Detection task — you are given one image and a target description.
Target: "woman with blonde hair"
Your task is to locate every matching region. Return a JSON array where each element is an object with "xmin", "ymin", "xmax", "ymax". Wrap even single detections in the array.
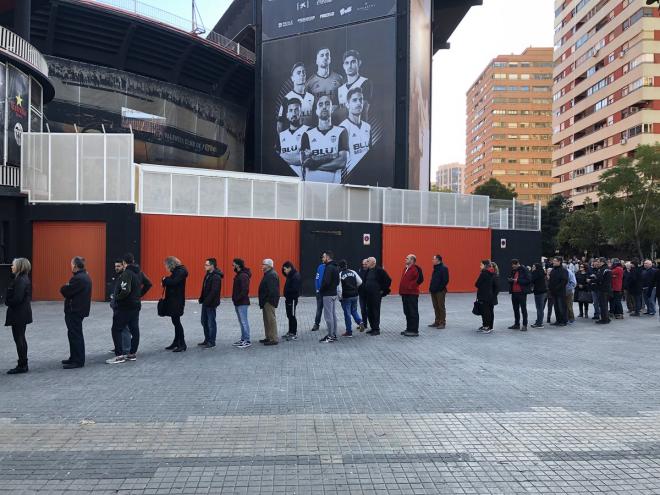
[
  {"xmin": 4, "ymin": 258, "xmax": 33, "ymax": 374},
  {"xmin": 161, "ymin": 256, "xmax": 189, "ymax": 352}
]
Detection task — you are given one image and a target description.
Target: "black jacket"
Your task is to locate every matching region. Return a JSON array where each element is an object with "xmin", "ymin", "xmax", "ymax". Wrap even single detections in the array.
[
  {"xmin": 547, "ymin": 266, "xmax": 568, "ymax": 296},
  {"xmin": 283, "ymin": 268, "xmax": 301, "ymax": 299},
  {"xmin": 60, "ymin": 270, "xmax": 92, "ymax": 316},
  {"xmin": 358, "ymin": 268, "xmax": 369, "ymax": 295},
  {"xmin": 429, "ymin": 263, "xmax": 449, "ymax": 293},
  {"xmin": 162, "ymin": 265, "xmax": 188, "ymax": 317},
  {"xmin": 363, "ymin": 267, "xmax": 392, "ymax": 297},
  {"xmin": 531, "ymin": 265, "xmax": 547, "ymax": 294},
  {"xmin": 508, "ymin": 266, "xmax": 532, "ymax": 294},
  {"xmin": 258, "ymin": 268, "xmax": 280, "ymax": 308},
  {"xmin": 339, "ymin": 269, "xmax": 360, "ymax": 299},
  {"xmin": 627, "ymin": 267, "xmax": 643, "ymax": 295},
  {"xmin": 115, "ymin": 265, "xmax": 144, "ymax": 310},
  {"xmin": 232, "ymin": 268, "xmax": 251, "ymax": 306},
  {"xmin": 4, "ymin": 273, "xmax": 32, "ymax": 327},
  {"xmin": 475, "ymin": 269, "xmax": 498, "ymax": 304},
  {"xmin": 319, "ymin": 260, "xmax": 340, "ymax": 297},
  {"xmin": 199, "ymin": 269, "xmax": 223, "ymax": 308},
  {"xmin": 595, "ymin": 266, "xmax": 613, "ymax": 294},
  {"xmin": 642, "ymin": 267, "xmax": 657, "ymax": 288}
]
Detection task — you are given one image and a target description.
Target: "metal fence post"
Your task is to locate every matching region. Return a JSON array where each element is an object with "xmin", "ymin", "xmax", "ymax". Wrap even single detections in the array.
[{"xmin": 512, "ymin": 198, "xmax": 516, "ymax": 230}]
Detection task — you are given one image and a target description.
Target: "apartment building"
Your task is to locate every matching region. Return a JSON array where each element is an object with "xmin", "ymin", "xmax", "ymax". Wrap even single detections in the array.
[
  {"xmin": 435, "ymin": 162, "xmax": 464, "ymax": 193},
  {"xmin": 465, "ymin": 47, "xmax": 555, "ymax": 203},
  {"xmin": 552, "ymin": 0, "xmax": 660, "ymax": 205}
]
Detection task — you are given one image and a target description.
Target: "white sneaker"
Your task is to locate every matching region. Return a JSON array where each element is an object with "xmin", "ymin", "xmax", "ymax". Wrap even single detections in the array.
[
  {"xmin": 232, "ymin": 340, "xmax": 244, "ymax": 347},
  {"xmin": 237, "ymin": 341, "xmax": 252, "ymax": 348},
  {"xmin": 106, "ymin": 355, "xmax": 126, "ymax": 364}
]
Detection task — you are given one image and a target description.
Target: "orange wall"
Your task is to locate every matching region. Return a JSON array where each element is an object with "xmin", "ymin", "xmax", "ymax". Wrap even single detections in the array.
[
  {"xmin": 382, "ymin": 226, "xmax": 491, "ymax": 293},
  {"xmin": 140, "ymin": 215, "xmax": 300, "ymax": 300},
  {"xmin": 32, "ymin": 222, "xmax": 106, "ymax": 301}
]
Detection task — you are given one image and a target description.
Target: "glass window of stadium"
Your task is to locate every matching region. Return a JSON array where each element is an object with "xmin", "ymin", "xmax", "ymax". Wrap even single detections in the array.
[{"xmin": 0, "ymin": 62, "xmax": 44, "ymax": 167}]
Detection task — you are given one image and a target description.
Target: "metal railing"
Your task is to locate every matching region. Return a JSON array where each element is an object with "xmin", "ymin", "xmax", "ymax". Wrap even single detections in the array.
[
  {"xmin": 21, "ymin": 132, "xmax": 135, "ymax": 203},
  {"xmin": 85, "ymin": 0, "xmax": 256, "ymax": 63},
  {"xmin": 0, "ymin": 165, "xmax": 20, "ymax": 187},
  {"xmin": 489, "ymin": 199, "xmax": 542, "ymax": 231},
  {"xmin": 0, "ymin": 26, "xmax": 49, "ymax": 77}
]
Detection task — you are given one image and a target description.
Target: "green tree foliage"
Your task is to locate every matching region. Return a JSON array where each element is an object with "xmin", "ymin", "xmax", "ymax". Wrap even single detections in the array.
[
  {"xmin": 556, "ymin": 198, "xmax": 606, "ymax": 256},
  {"xmin": 597, "ymin": 144, "xmax": 660, "ymax": 260},
  {"xmin": 473, "ymin": 178, "xmax": 518, "ymax": 200},
  {"xmin": 541, "ymin": 194, "xmax": 571, "ymax": 255}
]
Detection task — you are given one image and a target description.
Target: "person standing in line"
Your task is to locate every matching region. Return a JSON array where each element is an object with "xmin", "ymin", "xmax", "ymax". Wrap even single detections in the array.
[
  {"xmin": 231, "ymin": 258, "xmax": 252, "ymax": 349},
  {"xmin": 428, "ymin": 255, "xmax": 449, "ymax": 329},
  {"xmin": 319, "ymin": 251, "xmax": 340, "ymax": 343},
  {"xmin": 258, "ymin": 258, "xmax": 280, "ymax": 346},
  {"xmin": 545, "ymin": 267, "xmax": 554, "ymax": 324},
  {"xmin": 109, "ymin": 260, "xmax": 131, "ymax": 357},
  {"xmin": 642, "ymin": 259, "xmax": 657, "ymax": 316},
  {"xmin": 337, "ymin": 259, "xmax": 364, "ymax": 338},
  {"xmin": 530, "ymin": 262, "xmax": 547, "ymax": 328},
  {"xmin": 548, "ymin": 257, "xmax": 568, "ymax": 327},
  {"xmin": 507, "ymin": 259, "xmax": 532, "ymax": 331},
  {"xmin": 106, "ymin": 253, "xmax": 151, "ymax": 364},
  {"xmin": 589, "ymin": 259, "xmax": 602, "ymax": 320},
  {"xmin": 610, "ymin": 258, "xmax": 624, "ymax": 319},
  {"xmin": 358, "ymin": 258, "xmax": 369, "ymax": 330},
  {"xmin": 364, "ymin": 257, "xmax": 391, "ymax": 336},
  {"xmin": 4, "ymin": 258, "xmax": 32, "ymax": 374},
  {"xmin": 595, "ymin": 257, "xmax": 613, "ymax": 324},
  {"xmin": 565, "ymin": 264, "xmax": 577, "ymax": 324},
  {"xmin": 198, "ymin": 258, "xmax": 223, "ymax": 349},
  {"xmin": 623, "ymin": 262, "xmax": 635, "ymax": 314},
  {"xmin": 162, "ymin": 256, "xmax": 188, "ymax": 352},
  {"xmin": 282, "ymin": 261, "xmax": 301, "ymax": 341},
  {"xmin": 475, "ymin": 260, "xmax": 497, "ymax": 334},
  {"xmin": 399, "ymin": 254, "xmax": 422, "ymax": 337},
  {"xmin": 310, "ymin": 255, "xmax": 326, "ymax": 332},
  {"xmin": 60, "ymin": 256, "xmax": 92, "ymax": 369},
  {"xmin": 628, "ymin": 259, "xmax": 643, "ymax": 317},
  {"xmin": 575, "ymin": 263, "xmax": 592, "ymax": 318}
]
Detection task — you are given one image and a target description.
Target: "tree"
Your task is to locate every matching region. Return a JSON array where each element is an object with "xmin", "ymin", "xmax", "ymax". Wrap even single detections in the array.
[
  {"xmin": 473, "ymin": 178, "xmax": 518, "ymax": 200},
  {"xmin": 556, "ymin": 198, "xmax": 606, "ymax": 256},
  {"xmin": 541, "ymin": 194, "xmax": 571, "ymax": 256},
  {"xmin": 597, "ymin": 144, "xmax": 660, "ymax": 260},
  {"xmin": 430, "ymin": 184, "xmax": 453, "ymax": 193}
]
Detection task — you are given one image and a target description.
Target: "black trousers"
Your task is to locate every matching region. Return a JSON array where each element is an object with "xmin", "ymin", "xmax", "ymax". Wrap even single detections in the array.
[
  {"xmin": 365, "ymin": 290, "xmax": 382, "ymax": 331},
  {"xmin": 553, "ymin": 293, "xmax": 567, "ymax": 324},
  {"xmin": 11, "ymin": 324, "xmax": 28, "ymax": 368},
  {"xmin": 480, "ymin": 302, "xmax": 495, "ymax": 329},
  {"xmin": 285, "ymin": 297, "xmax": 298, "ymax": 335},
  {"xmin": 401, "ymin": 294, "xmax": 419, "ymax": 333},
  {"xmin": 598, "ymin": 292, "xmax": 610, "ymax": 322},
  {"xmin": 511, "ymin": 293, "xmax": 528, "ymax": 326},
  {"xmin": 171, "ymin": 316, "xmax": 186, "ymax": 347},
  {"xmin": 359, "ymin": 293, "xmax": 368, "ymax": 328},
  {"xmin": 65, "ymin": 312, "xmax": 86, "ymax": 365},
  {"xmin": 578, "ymin": 302, "xmax": 589, "ymax": 317},
  {"xmin": 112, "ymin": 308, "xmax": 140, "ymax": 355}
]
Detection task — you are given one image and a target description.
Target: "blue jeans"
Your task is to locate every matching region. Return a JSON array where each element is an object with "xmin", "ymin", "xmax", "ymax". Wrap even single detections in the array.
[
  {"xmin": 592, "ymin": 291, "xmax": 600, "ymax": 317},
  {"xmin": 644, "ymin": 287, "xmax": 656, "ymax": 314},
  {"xmin": 201, "ymin": 306, "xmax": 217, "ymax": 345},
  {"xmin": 533, "ymin": 293, "xmax": 547, "ymax": 325},
  {"xmin": 234, "ymin": 305, "xmax": 250, "ymax": 342},
  {"xmin": 340, "ymin": 297, "xmax": 362, "ymax": 334}
]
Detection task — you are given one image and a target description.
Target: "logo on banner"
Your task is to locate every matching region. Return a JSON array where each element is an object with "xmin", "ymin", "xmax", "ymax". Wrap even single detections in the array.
[
  {"xmin": 340, "ymin": 6, "xmax": 352, "ymax": 15},
  {"xmin": 297, "ymin": 0, "xmax": 309, "ymax": 10}
]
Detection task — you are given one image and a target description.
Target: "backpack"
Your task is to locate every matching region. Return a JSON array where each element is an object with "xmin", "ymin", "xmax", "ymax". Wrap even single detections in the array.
[{"xmin": 416, "ymin": 266, "xmax": 424, "ymax": 285}]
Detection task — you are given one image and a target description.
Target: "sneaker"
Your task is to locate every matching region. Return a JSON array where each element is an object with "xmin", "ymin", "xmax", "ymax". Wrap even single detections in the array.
[
  {"xmin": 508, "ymin": 325, "xmax": 520, "ymax": 330},
  {"xmin": 310, "ymin": 324, "xmax": 320, "ymax": 331},
  {"xmin": 402, "ymin": 331, "xmax": 419, "ymax": 337},
  {"xmin": 520, "ymin": 326, "xmax": 528, "ymax": 332},
  {"xmin": 197, "ymin": 341, "xmax": 208, "ymax": 347},
  {"xmin": 531, "ymin": 323, "xmax": 544, "ymax": 328},
  {"xmin": 341, "ymin": 332, "xmax": 353, "ymax": 338},
  {"xmin": 482, "ymin": 327, "xmax": 493, "ymax": 334},
  {"xmin": 366, "ymin": 329, "xmax": 380, "ymax": 335},
  {"xmin": 203, "ymin": 343, "xmax": 216, "ymax": 348},
  {"xmin": 232, "ymin": 340, "xmax": 244, "ymax": 347},
  {"xmin": 357, "ymin": 323, "xmax": 365, "ymax": 332},
  {"xmin": 237, "ymin": 341, "xmax": 252, "ymax": 348},
  {"xmin": 126, "ymin": 353, "xmax": 137, "ymax": 361},
  {"xmin": 319, "ymin": 335, "xmax": 332, "ymax": 343},
  {"xmin": 285, "ymin": 334, "xmax": 298, "ymax": 341},
  {"xmin": 476, "ymin": 327, "xmax": 485, "ymax": 332},
  {"xmin": 106, "ymin": 355, "xmax": 126, "ymax": 364}
]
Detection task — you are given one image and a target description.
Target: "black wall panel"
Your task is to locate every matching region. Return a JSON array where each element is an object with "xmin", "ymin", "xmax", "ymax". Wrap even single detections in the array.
[
  {"xmin": 300, "ymin": 221, "xmax": 382, "ymax": 296},
  {"xmin": 491, "ymin": 229, "xmax": 542, "ymax": 291}
]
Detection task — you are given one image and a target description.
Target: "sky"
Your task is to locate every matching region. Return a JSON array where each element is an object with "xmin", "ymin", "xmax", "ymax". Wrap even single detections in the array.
[{"xmin": 140, "ymin": 0, "xmax": 555, "ymax": 178}]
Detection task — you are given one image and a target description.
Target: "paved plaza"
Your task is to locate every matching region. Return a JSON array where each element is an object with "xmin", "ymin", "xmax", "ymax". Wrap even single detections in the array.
[{"xmin": 1, "ymin": 294, "xmax": 660, "ymax": 494}]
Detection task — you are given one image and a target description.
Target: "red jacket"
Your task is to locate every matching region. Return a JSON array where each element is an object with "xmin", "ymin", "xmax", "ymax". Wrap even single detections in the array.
[
  {"xmin": 399, "ymin": 264, "xmax": 421, "ymax": 295},
  {"xmin": 611, "ymin": 265, "xmax": 623, "ymax": 292}
]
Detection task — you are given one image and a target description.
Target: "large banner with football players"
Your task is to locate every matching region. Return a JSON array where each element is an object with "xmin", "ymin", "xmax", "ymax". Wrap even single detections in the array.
[{"xmin": 261, "ymin": 17, "xmax": 396, "ymax": 187}]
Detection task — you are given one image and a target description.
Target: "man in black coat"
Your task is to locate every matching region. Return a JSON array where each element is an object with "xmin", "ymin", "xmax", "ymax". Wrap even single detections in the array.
[
  {"xmin": 548, "ymin": 256, "xmax": 568, "ymax": 326},
  {"xmin": 258, "ymin": 258, "xmax": 280, "ymax": 345},
  {"xmin": 358, "ymin": 259, "xmax": 369, "ymax": 330},
  {"xmin": 198, "ymin": 258, "xmax": 223, "ymax": 348},
  {"xmin": 319, "ymin": 251, "xmax": 340, "ymax": 343},
  {"xmin": 594, "ymin": 257, "xmax": 613, "ymax": 324},
  {"xmin": 428, "ymin": 254, "xmax": 449, "ymax": 329},
  {"xmin": 508, "ymin": 259, "xmax": 532, "ymax": 331},
  {"xmin": 60, "ymin": 256, "xmax": 93, "ymax": 369},
  {"xmin": 628, "ymin": 259, "xmax": 643, "ymax": 316},
  {"xmin": 363, "ymin": 257, "xmax": 391, "ymax": 336},
  {"xmin": 107, "ymin": 253, "xmax": 152, "ymax": 364}
]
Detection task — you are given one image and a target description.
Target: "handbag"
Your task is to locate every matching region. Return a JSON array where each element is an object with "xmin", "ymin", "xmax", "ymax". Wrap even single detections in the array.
[
  {"xmin": 157, "ymin": 288, "xmax": 167, "ymax": 317},
  {"xmin": 472, "ymin": 300, "xmax": 482, "ymax": 316}
]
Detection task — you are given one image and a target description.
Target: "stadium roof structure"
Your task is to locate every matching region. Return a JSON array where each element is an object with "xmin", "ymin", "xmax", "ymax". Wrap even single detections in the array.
[
  {"xmin": 211, "ymin": 0, "xmax": 482, "ymax": 55},
  {"xmin": 0, "ymin": 0, "xmax": 254, "ymax": 102}
]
